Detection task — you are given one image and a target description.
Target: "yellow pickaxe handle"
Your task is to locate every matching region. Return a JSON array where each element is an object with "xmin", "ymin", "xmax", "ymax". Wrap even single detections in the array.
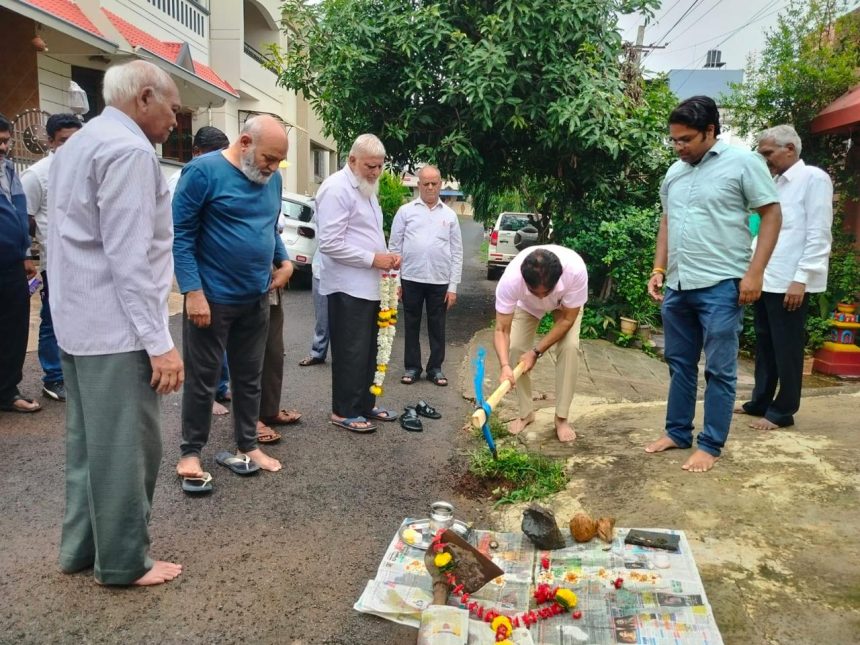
[{"xmin": 471, "ymin": 361, "xmax": 526, "ymax": 429}]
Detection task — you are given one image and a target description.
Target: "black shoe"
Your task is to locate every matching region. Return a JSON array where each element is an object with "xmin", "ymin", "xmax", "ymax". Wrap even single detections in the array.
[
  {"xmin": 415, "ymin": 400, "xmax": 441, "ymax": 419},
  {"xmin": 42, "ymin": 381, "xmax": 66, "ymax": 402},
  {"xmin": 400, "ymin": 406, "xmax": 423, "ymax": 432}
]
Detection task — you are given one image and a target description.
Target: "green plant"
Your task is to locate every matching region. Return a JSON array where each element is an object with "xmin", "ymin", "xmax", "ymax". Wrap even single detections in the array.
[
  {"xmin": 615, "ymin": 332, "xmax": 635, "ymax": 348},
  {"xmin": 805, "ymin": 313, "xmax": 833, "ymax": 353},
  {"xmin": 828, "ymin": 245, "xmax": 860, "ymax": 305},
  {"xmin": 537, "ymin": 313, "xmax": 554, "ymax": 336},
  {"xmin": 580, "ymin": 306, "xmax": 616, "ymax": 340},
  {"xmin": 377, "ymin": 170, "xmax": 410, "ymax": 236},
  {"xmin": 471, "ymin": 414, "xmax": 509, "ymax": 442},
  {"xmin": 468, "ymin": 447, "xmax": 567, "ymax": 506}
]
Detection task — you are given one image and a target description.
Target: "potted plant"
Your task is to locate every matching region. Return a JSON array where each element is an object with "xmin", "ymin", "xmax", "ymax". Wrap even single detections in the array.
[{"xmin": 829, "ymin": 248, "xmax": 859, "ymax": 313}]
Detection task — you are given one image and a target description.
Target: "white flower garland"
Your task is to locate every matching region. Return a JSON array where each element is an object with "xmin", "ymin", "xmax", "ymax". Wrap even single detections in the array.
[{"xmin": 370, "ymin": 272, "xmax": 398, "ymax": 397}]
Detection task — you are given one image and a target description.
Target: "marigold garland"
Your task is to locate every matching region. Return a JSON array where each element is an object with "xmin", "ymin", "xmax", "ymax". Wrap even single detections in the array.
[{"xmin": 370, "ymin": 273, "xmax": 398, "ymax": 397}]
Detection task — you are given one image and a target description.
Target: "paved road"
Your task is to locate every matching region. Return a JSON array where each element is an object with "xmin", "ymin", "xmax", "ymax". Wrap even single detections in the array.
[{"xmin": 0, "ymin": 216, "xmax": 497, "ymax": 644}]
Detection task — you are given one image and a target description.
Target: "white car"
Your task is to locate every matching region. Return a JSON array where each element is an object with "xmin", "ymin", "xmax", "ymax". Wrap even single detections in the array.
[
  {"xmin": 278, "ymin": 191, "xmax": 316, "ymax": 286},
  {"xmin": 486, "ymin": 212, "xmax": 541, "ymax": 279}
]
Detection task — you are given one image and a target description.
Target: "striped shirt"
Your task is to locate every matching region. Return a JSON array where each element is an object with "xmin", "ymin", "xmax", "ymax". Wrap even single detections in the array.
[{"xmin": 47, "ymin": 107, "xmax": 175, "ymax": 357}]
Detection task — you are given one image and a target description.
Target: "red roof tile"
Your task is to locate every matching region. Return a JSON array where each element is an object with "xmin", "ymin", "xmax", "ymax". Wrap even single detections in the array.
[
  {"xmin": 22, "ymin": 0, "xmax": 105, "ymax": 38},
  {"xmin": 103, "ymin": 9, "xmax": 239, "ymax": 98}
]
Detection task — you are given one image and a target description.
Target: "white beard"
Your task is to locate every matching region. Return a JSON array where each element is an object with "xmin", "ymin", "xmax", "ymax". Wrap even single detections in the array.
[
  {"xmin": 356, "ymin": 176, "xmax": 379, "ymax": 199},
  {"xmin": 241, "ymin": 146, "xmax": 271, "ymax": 185}
]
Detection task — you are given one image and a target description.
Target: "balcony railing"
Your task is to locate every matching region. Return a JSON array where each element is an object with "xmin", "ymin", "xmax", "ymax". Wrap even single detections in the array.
[
  {"xmin": 244, "ymin": 43, "xmax": 278, "ymax": 75},
  {"xmin": 146, "ymin": 0, "xmax": 209, "ymax": 37}
]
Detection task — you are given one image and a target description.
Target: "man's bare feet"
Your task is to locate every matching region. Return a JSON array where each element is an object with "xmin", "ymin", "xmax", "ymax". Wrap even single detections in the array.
[
  {"xmin": 555, "ymin": 416, "xmax": 576, "ymax": 442},
  {"xmin": 132, "ymin": 560, "xmax": 183, "ymax": 586},
  {"xmin": 242, "ymin": 447, "xmax": 282, "ymax": 472},
  {"xmin": 681, "ymin": 449, "xmax": 718, "ymax": 473},
  {"xmin": 212, "ymin": 401, "xmax": 230, "ymax": 416},
  {"xmin": 176, "ymin": 455, "xmax": 204, "ymax": 478},
  {"xmin": 749, "ymin": 417, "xmax": 781, "ymax": 430},
  {"xmin": 644, "ymin": 436, "xmax": 682, "ymax": 453},
  {"xmin": 508, "ymin": 412, "xmax": 535, "ymax": 435}
]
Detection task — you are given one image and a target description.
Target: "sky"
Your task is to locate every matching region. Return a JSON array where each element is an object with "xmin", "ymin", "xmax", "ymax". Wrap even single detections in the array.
[{"xmin": 616, "ymin": 0, "xmax": 860, "ymax": 75}]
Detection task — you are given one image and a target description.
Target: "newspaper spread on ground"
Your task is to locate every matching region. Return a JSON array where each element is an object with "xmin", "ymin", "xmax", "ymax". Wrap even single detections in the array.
[{"xmin": 354, "ymin": 519, "xmax": 723, "ymax": 644}]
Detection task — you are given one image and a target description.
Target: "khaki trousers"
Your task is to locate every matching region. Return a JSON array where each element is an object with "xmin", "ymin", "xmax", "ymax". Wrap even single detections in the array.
[{"xmin": 509, "ymin": 307, "xmax": 582, "ymax": 419}]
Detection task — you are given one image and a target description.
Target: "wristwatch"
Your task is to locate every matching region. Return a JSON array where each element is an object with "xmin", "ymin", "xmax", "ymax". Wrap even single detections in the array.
[{"xmin": 532, "ymin": 346, "xmax": 543, "ymax": 359}]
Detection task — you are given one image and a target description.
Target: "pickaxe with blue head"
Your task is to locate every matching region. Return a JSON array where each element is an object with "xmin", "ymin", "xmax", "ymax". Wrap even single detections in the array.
[{"xmin": 472, "ymin": 347, "xmax": 526, "ymax": 460}]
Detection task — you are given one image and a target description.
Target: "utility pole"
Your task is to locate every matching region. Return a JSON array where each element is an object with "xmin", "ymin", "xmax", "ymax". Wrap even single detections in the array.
[{"xmin": 627, "ymin": 23, "xmax": 666, "ymax": 67}]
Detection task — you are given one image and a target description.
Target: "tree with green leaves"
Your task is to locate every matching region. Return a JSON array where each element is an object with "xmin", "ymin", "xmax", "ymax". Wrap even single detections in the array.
[
  {"xmin": 271, "ymin": 0, "xmax": 667, "ymax": 236},
  {"xmin": 724, "ymin": 0, "xmax": 860, "ymax": 181}
]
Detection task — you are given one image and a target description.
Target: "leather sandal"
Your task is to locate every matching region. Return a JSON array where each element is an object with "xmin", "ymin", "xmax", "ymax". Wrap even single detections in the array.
[
  {"xmin": 415, "ymin": 400, "xmax": 441, "ymax": 419},
  {"xmin": 400, "ymin": 406, "xmax": 423, "ymax": 432}
]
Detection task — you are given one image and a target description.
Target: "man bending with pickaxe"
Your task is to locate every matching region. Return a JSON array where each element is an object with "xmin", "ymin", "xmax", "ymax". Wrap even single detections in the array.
[{"xmin": 493, "ymin": 246, "xmax": 588, "ymax": 442}]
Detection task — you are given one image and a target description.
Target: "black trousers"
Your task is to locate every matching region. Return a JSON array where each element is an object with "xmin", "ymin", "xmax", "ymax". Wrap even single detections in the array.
[
  {"xmin": 328, "ymin": 292, "xmax": 378, "ymax": 418},
  {"xmin": 260, "ymin": 295, "xmax": 284, "ymax": 419},
  {"xmin": 0, "ymin": 263, "xmax": 29, "ymax": 403},
  {"xmin": 402, "ymin": 279, "xmax": 448, "ymax": 375},
  {"xmin": 181, "ymin": 295, "xmax": 269, "ymax": 456},
  {"xmin": 742, "ymin": 291, "xmax": 810, "ymax": 427}
]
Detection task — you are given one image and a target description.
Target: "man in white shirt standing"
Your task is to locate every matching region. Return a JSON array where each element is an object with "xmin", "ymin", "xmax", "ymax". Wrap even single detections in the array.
[
  {"xmin": 21, "ymin": 113, "xmax": 82, "ymax": 403},
  {"xmin": 389, "ymin": 165, "xmax": 463, "ymax": 387},
  {"xmin": 493, "ymin": 245, "xmax": 587, "ymax": 442},
  {"xmin": 736, "ymin": 125, "xmax": 833, "ymax": 430},
  {"xmin": 317, "ymin": 134, "xmax": 401, "ymax": 433},
  {"xmin": 49, "ymin": 61, "xmax": 184, "ymax": 586}
]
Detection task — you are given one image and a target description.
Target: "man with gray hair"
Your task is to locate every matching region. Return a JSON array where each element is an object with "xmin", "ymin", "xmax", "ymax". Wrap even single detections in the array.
[
  {"xmin": 173, "ymin": 114, "xmax": 291, "ymax": 483},
  {"xmin": 49, "ymin": 60, "xmax": 184, "ymax": 586},
  {"xmin": 317, "ymin": 134, "xmax": 401, "ymax": 433},
  {"xmin": 735, "ymin": 125, "xmax": 833, "ymax": 430}
]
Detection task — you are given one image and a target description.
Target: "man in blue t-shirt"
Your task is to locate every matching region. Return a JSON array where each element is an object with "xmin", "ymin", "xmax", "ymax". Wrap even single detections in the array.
[{"xmin": 173, "ymin": 114, "xmax": 292, "ymax": 484}]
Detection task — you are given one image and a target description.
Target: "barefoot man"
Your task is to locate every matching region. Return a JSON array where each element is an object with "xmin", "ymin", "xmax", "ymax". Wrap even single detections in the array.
[
  {"xmin": 645, "ymin": 96, "xmax": 781, "ymax": 472},
  {"xmin": 173, "ymin": 115, "xmax": 292, "ymax": 481},
  {"xmin": 49, "ymin": 61, "xmax": 184, "ymax": 585},
  {"xmin": 494, "ymin": 245, "xmax": 587, "ymax": 442}
]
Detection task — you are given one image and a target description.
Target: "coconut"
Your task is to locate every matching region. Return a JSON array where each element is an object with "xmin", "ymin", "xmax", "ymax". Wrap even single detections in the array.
[{"xmin": 569, "ymin": 513, "xmax": 597, "ymax": 543}]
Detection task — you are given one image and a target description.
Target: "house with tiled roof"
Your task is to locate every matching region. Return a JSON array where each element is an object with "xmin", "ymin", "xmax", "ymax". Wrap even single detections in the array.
[{"xmin": 0, "ymin": 0, "xmax": 337, "ymax": 195}]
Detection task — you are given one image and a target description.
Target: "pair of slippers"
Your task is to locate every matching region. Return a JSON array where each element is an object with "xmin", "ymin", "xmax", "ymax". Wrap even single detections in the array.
[
  {"xmin": 181, "ymin": 452, "xmax": 260, "ymax": 494},
  {"xmin": 400, "ymin": 400, "xmax": 441, "ymax": 432},
  {"xmin": 331, "ymin": 407, "xmax": 399, "ymax": 434},
  {"xmin": 401, "ymin": 371, "xmax": 449, "ymax": 386}
]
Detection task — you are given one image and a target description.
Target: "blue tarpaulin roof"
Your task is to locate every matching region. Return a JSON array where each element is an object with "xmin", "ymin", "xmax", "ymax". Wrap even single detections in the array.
[{"xmin": 441, "ymin": 189, "xmax": 464, "ymax": 197}]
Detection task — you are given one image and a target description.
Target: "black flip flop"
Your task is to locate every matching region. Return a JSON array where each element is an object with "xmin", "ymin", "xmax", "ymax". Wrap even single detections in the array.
[
  {"xmin": 331, "ymin": 416, "xmax": 377, "ymax": 433},
  {"xmin": 0, "ymin": 395, "xmax": 42, "ymax": 413},
  {"xmin": 181, "ymin": 472, "xmax": 213, "ymax": 494},
  {"xmin": 215, "ymin": 451, "xmax": 260, "ymax": 476},
  {"xmin": 415, "ymin": 400, "xmax": 441, "ymax": 419},
  {"xmin": 400, "ymin": 407, "xmax": 423, "ymax": 432},
  {"xmin": 299, "ymin": 356, "xmax": 325, "ymax": 366},
  {"xmin": 367, "ymin": 407, "xmax": 399, "ymax": 422}
]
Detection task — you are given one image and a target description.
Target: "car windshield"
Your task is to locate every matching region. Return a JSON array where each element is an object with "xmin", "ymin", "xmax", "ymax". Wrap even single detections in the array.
[
  {"xmin": 499, "ymin": 215, "xmax": 530, "ymax": 232},
  {"xmin": 282, "ymin": 199, "xmax": 314, "ymax": 223}
]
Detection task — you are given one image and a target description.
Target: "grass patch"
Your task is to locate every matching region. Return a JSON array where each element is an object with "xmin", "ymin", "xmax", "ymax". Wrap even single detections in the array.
[
  {"xmin": 470, "ymin": 413, "xmax": 510, "ymax": 441},
  {"xmin": 467, "ymin": 446, "xmax": 567, "ymax": 506},
  {"xmin": 478, "ymin": 238, "xmax": 489, "ymax": 263}
]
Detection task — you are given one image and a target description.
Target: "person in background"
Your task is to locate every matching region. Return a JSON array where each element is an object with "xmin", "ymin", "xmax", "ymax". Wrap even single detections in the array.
[
  {"xmin": 0, "ymin": 113, "xmax": 41, "ymax": 414},
  {"xmin": 21, "ymin": 113, "xmax": 82, "ymax": 403},
  {"xmin": 298, "ymin": 238, "xmax": 329, "ymax": 367},
  {"xmin": 735, "ymin": 124, "xmax": 833, "ymax": 430},
  {"xmin": 389, "ymin": 164, "xmax": 463, "ymax": 387}
]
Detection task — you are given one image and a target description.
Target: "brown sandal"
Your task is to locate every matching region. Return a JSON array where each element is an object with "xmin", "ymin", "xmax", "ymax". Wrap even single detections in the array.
[
  {"xmin": 256, "ymin": 422, "xmax": 282, "ymax": 444},
  {"xmin": 260, "ymin": 409, "xmax": 302, "ymax": 426}
]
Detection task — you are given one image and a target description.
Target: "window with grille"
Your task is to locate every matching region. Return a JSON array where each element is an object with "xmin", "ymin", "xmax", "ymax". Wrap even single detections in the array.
[{"xmin": 162, "ymin": 111, "xmax": 193, "ymax": 162}]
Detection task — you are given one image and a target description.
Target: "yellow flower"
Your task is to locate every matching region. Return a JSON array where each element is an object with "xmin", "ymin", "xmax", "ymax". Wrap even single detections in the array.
[
  {"xmin": 378, "ymin": 310, "xmax": 392, "ymax": 321},
  {"xmin": 434, "ymin": 551, "xmax": 454, "ymax": 572},
  {"xmin": 377, "ymin": 365, "xmax": 387, "ymax": 372},
  {"xmin": 555, "ymin": 588, "xmax": 577, "ymax": 610},
  {"xmin": 369, "ymin": 384, "xmax": 383, "ymax": 396},
  {"xmin": 491, "ymin": 615, "xmax": 512, "ymax": 634},
  {"xmin": 377, "ymin": 321, "xmax": 389, "ymax": 328},
  {"xmin": 497, "ymin": 641, "xmax": 514, "ymax": 645}
]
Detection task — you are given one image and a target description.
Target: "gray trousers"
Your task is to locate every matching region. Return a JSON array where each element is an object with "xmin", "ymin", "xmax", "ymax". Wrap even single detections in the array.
[
  {"xmin": 181, "ymin": 295, "xmax": 269, "ymax": 456},
  {"xmin": 260, "ymin": 296, "xmax": 284, "ymax": 419},
  {"xmin": 310, "ymin": 276, "xmax": 330, "ymax": 360},
  {"xmin": 59, "ymin": 350, "xmax": 160, "ymax": 585}
]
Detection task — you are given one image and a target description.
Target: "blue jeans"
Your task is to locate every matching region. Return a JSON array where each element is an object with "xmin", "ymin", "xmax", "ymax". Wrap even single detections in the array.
[
  {"xmin": 217, "ymin": 353, "xmax": 230, "ymax": 397},
  {"xmin": 662, "ymin": 279, "xmax": 743, "ymax": 457},
  {"xmin": 39, "ymin": 271, "xmax": 63, "ymax": 384}
]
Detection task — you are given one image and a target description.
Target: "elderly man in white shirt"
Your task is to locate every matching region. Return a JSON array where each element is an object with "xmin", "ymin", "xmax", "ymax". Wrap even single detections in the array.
[
  {"xmin": 21, "ymin": 113, "xmax": 81, "ymax": 403},
  {"xmin": 389, "ymin": 165, "xmax": 463, "ymax": 387},
  {"xmin": 317, "ymin": 134, "xmax": 401, "ymax": 433},
  {"xmin": 736, "ymin": 125, "xmax": 833, "ymax": 430},
  {"xmin": 49, "ymin": 61, "xmax": 184, "ymax": 587}
]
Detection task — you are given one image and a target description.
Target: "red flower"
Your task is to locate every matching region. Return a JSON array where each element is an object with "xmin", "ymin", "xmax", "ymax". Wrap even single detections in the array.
[
  {"xmin": 573, "ymin": 610, "xmax": 583, "ymax": 620},
  {"xmin": 541, "ymin": 555, "xmax": 550, "ymax": 570}
]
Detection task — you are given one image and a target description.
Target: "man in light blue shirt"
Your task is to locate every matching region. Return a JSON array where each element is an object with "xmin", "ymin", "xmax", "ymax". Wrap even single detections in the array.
[{"xmin": 645, "ymin": 96, "xmax": 781, "ymax": 473}]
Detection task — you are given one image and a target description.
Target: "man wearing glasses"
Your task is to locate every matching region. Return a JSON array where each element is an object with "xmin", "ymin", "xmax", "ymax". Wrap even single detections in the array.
[{"xmin": 645, "ymin": 95, "xmax": 781, "ymax": 473}]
